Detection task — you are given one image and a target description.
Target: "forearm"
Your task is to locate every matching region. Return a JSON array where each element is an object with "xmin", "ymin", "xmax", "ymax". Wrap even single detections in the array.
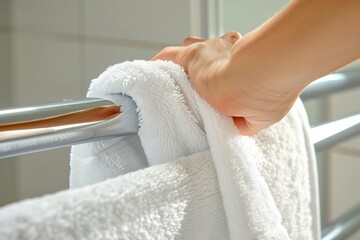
[{"xmin": 224, "ymin": 0, "xmax": 360, "ymax": 98}]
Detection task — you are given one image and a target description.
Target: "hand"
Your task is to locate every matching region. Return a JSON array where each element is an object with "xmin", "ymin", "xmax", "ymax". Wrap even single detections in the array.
[
  {"xmin": 152, "ymin": 32, "xmax": 300, "ymax": 136},
  {"xmin": 152, "ymin": 32, "xmax": 246, "ymax": 123}
]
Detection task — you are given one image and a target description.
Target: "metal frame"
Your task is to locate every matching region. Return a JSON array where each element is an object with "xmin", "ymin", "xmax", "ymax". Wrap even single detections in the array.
[
  {"xmin": 322, "ymin": 204, "xmax": 360, "ymax": 240},
  {"xmin": 0, "ymin": 98, "xmax": 116, "ymax": 125},
  {"xmin": 311, "ymin": 114, "xmax": 360, "ymax": 151},
  {"xmin": 0, "ymin": 97, "xmax": 139, "ymax": 159},
  {"xmin": 301, "ymin": 69, "xmax": 360, "ymax": 100},
  {"xmin": 302, "ymin": 70, "xmax": 360, "ymax": 240}
]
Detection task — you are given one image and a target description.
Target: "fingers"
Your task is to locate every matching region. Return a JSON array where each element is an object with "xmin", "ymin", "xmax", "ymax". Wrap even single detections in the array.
[
  {"xmin": 183, "ymin": 36, "xmax": 207, "ymax": 46},
  {"xmin": 151, "ymin": 46, "xmax": 182, "ymax": 62},
  {"xmin": 183, "ymin": 32, "xmax": 241, "ymax": 46},
  {"xmin": 153, "ymin": 32, "xmax": 241, "ymax": 61},
  {"xmin": 233, "ymin": 117, "xmax": 264, "ymax": 136},
  {"xmin": 233, "ymin": 117, "xmax": 254, "ymax": 136},
  {"xmin": 221, "ymin": 31, "xmax": 242, "ymax": 44}
]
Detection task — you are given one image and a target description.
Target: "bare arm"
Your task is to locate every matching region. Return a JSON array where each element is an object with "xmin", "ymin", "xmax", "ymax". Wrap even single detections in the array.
[{"xmin": 153, "ymin": 0, "xmax": 360, "ymax": 135}]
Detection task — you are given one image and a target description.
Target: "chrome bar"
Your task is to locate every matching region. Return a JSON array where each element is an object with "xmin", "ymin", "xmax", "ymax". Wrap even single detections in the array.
[
  {"xmin": 1, "ymin": 102, "xmax": 359, "ymax": 158},
  {"xmin": 0, "ymin": 98, "xmax": 115, "ymax": 125},
  {"xmin": 311, "ymin": 114, "xmax": 360, "ymax": 151},
  {"xmin": 0, "ymin": 97, "xmax": 139, "ymax": 159},
  {"xmin": 301, "ymin": 70, "xmax": 360, "ymax": 100},
  {"xmin": 322, "ymin": 204, "xmax": 360, "ymax": 240}
]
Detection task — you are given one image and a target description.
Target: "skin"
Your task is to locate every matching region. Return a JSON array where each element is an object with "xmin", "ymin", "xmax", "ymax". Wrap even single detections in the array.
[{"xmin": 152, "ymin": 0, "xmax": 360, "ymax": 135}]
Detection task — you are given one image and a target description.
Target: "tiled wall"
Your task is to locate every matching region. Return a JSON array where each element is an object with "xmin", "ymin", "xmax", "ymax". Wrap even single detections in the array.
[
  {"xmin": 1, "ymin": 2, "xmax": 360, "ymax": 238},
  {"xmin": 221, "ymin": 0, "xmax": 289, "ymax": 35},
  {"xmin": 328, "ymin": 87, "xmax": 360, "ymax": 219},
  {"xmin": 0, "ymin": 0, "xmax": 16, "ymax": 208},
  {"xmin": 0, "ymin": 0, "xmax": 204, "ymax": 205}
]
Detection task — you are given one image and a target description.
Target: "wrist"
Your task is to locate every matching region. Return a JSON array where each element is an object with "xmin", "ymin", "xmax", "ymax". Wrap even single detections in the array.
[
  {"xmin": 229, "ymin": 31, "xmax": 307, "ymax": 96},
  {"xmin": 215, "ymin": 36, "xmax": 304, "ymax": 117}
]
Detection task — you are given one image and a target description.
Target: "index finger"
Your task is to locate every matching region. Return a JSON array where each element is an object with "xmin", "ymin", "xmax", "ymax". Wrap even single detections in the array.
[{"xmin": 151, "ymin": 46, "xmax": 183, "ymax": 62}]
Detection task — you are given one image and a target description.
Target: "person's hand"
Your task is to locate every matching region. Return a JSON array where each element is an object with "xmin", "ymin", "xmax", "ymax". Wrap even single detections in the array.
[
  {"xmin": 152, "ymin": 32, "xmax": 300, "ymax": 136},
  {"xmin": 153, "ymin": 31, "xmax": 240, "ymax": 112}
]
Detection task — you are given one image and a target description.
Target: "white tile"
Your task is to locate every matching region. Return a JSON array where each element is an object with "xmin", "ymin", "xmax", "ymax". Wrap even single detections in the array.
[
  {"xmin": 328, "ymin": 152, "xmax": 360, "ymax": 221},
  {"xmin": 0, "ymin": 0, "xmax": 10, "ymax": 26},
  {"xmin": 348, "ymin": 230, "xmax": 360, "ymax": 240},
  {"xmin": 0, "ymin": 157, "xmax": 16, "ymax": 206},
  {"xmin": 336, "ymin": 136, "xmax": 360, "ymax": 152},
  {"xmin": 11, "ymin": 0, "xmax": 80, "ymax": 34},
  {"xmin": 0, "ymin": 33, "xmax": 11, "ymax": 108},
  {"xmin": 222, "ymin": 0, "xmax": 288, "ymax": 34},
  {"xmin": 330, "ymin": 87, "xmax": 360, "ymax": 119},
  {"xmin": 16, "ymin": 148, "xmax": 70, "ymax": 200},
  {"xmin": 11, "ymin": 35, "xmax": 82, "ymax": 105},
  {"xmin": 328, "ymin": 87, "xmax": 360, "ymax": 150},
  {"xmin": 83, "ymin": 0, "xmax": 191, "ymax": 44},
  {"xmin": 83, "ymin": 43, "xmax": 158, "ymax": 93}
]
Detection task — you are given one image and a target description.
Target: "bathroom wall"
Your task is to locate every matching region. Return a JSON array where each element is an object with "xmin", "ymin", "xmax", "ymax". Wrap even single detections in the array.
[
  {"xmin": 0, "ymin": 0, "xmax": 16, "ymax": 207},
  {"xmin": 221, "ymin": 0, "xmax": 360, "ymax": 237},
  {"xmin": 1, "ymin": 1, "xmax": 360, "ymax": 238},
  {"xmin": 0, "ymin": 0, "xmax": 207, "ymax": 206}
]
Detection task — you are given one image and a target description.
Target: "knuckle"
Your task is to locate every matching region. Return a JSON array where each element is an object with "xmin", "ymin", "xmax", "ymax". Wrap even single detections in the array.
[
  {"xmin": 162, "ymin": 46, "xmax": 175, "ymax": 53},
  {"xmin": 186, "ymin": 42, "xmax": 204, "ymax": 57},
  {"xmin": 182, "ymin": 36, "xmax": 194, "ymax": 44},
  {"xmin": 229, "ymin": 31, "xmax": 241, "ymax": 38}
]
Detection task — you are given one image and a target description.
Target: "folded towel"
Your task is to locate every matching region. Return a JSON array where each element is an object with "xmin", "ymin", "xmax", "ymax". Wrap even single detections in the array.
[
  {"xmin": 0, "ymin": 60, "xmax": 320, "ymax": 240},
  {"xmin": 70, "ymin": 60, "xmax": 320, "ymax": 239}
]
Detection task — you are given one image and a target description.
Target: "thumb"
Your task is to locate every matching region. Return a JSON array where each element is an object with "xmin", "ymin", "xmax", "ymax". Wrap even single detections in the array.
[
  {"xmin": 183, "ymin": 36, "xmax": 207, "ymax": 46},
  {"xmin": 233, "ymin": 117, "xmax": 266, "ymax": 136},
  {"xmin": 152, "ymin": 46, "xmax": 182, "ymax": 62}
]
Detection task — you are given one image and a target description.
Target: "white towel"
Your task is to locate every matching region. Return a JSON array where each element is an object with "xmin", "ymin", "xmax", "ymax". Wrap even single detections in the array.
[
  {"xmin": 0, "ymin": 60, "xmax": 320, "ymax": 240},
  {"xmin": 71, "ymin": 60, "xmax": 320, "ymax": 239},
  {"xmin": 0, "ymin": 152, "xmax": 228, "ymax": 239}
]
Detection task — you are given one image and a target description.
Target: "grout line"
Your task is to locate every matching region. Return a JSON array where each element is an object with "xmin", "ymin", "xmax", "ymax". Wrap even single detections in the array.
[
  {"xmin": 78, "ymin": 0, "xmax": 87, "ymax": 96},
  {"xmin": 5, "ymin": 26, "xmax": 172, "ymax": 50},
  {"xmin": 323, "ymin": 96, "xmax": 332, "ymax": 224}
]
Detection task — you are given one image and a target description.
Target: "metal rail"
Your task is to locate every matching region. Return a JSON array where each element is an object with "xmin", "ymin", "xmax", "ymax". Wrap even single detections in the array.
[
  {"xmin": 0, "ymin": 98, "xmax": 116, "ymax": 125},
  {"xmin": 311, "ymin": 114, "xmax": 360, "ymax": 151},
  {"xmin": 0, "ymin": 97, "xmax": 139, "ymax": 159},
  {"xmin": 0, "ymin": 99, "xmax": 359, "ymax": 159},
  {"xmin": 301, "ymin": 70, "xmax": 360, "ymax": 100},
  {"xmin": 322, "ymin": 204, "xmax": 360, "ymax": 240}
]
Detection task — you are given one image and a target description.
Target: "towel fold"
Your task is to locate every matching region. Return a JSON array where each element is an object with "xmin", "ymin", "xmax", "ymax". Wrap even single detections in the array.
[
  {"xmin": 0, "ymin": 152, "xmax": 229, "ymax": 239},
  {"xmin": 0, "ymin": 60, "xmax": 320, "ymax": 240}
]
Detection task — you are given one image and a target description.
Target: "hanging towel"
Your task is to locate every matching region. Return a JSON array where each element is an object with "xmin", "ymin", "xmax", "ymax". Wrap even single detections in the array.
[
  {"xmin": 0, "ymin": 60, "xmax": 320, "ymax": 240},
  {"xmin": 70, "ymin": 60, "xmax": 320, "ymax": 239},
  {"xmin": 0, "ymin": 152, "xmax": 228, "ymax": 240}
]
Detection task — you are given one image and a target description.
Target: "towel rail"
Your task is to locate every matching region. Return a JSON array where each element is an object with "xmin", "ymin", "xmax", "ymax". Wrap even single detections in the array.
[
  {"xmin": 311, "ymin": 114, "xmax": 360, "ymax": 151},
  {"xmin": 0, "ymin": 102, "xmax": 359, "ymax": 159},
  {"xmin": 301, "ymin": 70, "xmax": 360, "ymax": 100},
  {"xmin": 0, "ymin": 97, "xmax": 139, "ymax": 159},
  {"xmin": 0, "ymin": 98, "xmax": 117, "ymax": 125},
  {"xmin": 322, "ymin": 204, "xmax": 360, "ymax": 240}
]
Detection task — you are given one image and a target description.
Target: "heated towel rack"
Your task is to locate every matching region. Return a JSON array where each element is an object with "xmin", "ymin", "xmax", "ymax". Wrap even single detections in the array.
[{"xmin": 0, "ymin": 69, "xmax": 359, "ymax": 240}]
